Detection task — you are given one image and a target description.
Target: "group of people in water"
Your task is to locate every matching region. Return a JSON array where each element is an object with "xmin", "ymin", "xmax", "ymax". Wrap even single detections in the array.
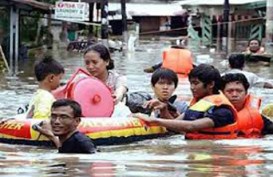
[
  {"xmin": 11, "ymin": 38, "xmax": 273, "ymax": 154},
  {"xmin": 26, "ymin": 43, "xmax": 130, "ymax": 153}
]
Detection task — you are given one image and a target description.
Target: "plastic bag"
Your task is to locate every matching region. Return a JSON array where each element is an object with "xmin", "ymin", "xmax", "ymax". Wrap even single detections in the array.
[{"xmin": 111, "ymin": 102, "xmax": 132, "ymax": 118}]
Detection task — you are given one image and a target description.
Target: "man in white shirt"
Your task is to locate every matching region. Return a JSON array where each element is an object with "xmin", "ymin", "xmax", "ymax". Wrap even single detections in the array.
[{"xmin": 222, "ymin": 54, "xmax": 273, "ymax": 89}]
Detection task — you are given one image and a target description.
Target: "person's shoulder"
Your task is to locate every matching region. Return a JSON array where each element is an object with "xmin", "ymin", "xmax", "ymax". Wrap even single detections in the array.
[
  {"xmin": 109, "ymin": 70, "xmax": 125, "ymax": 77},
  {"xmin": 173, "ymin": 100, "xmax": 188, "ymax": 113},
  {"xmin": 173, "ymin": 100, "xmax": 188, "ymax": 108},
  {"xmin": 31, "ymin": 89, "xmax": 55, "ymax": 102},
  {"xmin": 108, "ymin": 70, "xmax": 118, "ymax": 75},
  {"xmin": 36, "ymin": 89, "xmax": 54, "ymax": 96},
  {"xmin": 213, "ymin": 105, "xmax": 233, "ymax": 114},
  {"xmin": 72, "ymin": 131, "xmax": 96, "ymax": 152},
  {"xmin": 259, "ymin": 47, "xmax": 265, "ymax": 53},
  {"xmin": 225, "ymin": 68, "xmax": 242, "ymax": 74},
  {"xmin": 107, "ymin": 70, "xmax": 119, "ymax": 78},
  {"xmin": 241, "ymin": 70, "xmax": 258, "ymax": 78},
  {"xmin": 109, "ymin": 70, "xmax": 127, "ymax": 83},
  {"xmin": 73, "ymin": 131, "xmax": 92, "ymax": 142}
]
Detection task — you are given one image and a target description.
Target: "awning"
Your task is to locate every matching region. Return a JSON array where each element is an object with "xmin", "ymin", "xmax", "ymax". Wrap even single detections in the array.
[
  {"xmin": 109, "ymin": 3, "xmax": 186, "ymax": 18},
  {"xmin": 0, "ymin": 0, "xmax": 53, "ymax": 12},
  {"xmin": 176, "ymin": 0, "xmax": 265, "ymax": 6}
]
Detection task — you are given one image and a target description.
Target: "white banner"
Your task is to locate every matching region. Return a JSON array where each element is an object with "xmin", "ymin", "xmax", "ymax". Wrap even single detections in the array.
[{"xmin": 55, "ymin": 1, "xmax": 89, "ymax": 22}]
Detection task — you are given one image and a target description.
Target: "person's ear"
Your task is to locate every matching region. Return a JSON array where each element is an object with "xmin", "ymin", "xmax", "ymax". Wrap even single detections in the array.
[
  {"xmin": 106, "ymin": 60, "xmax": 110, "ymax": 66},
  {"xmin": 48, "ymin": 74, "xmax": 55, "ymax": 82},
  {"xmin": 208, "ymin": 81, "xmax": 215, "ymax": 89},
  {"xmin": 75, "ymin": 117, "xmax": 81, "ymax": 124}
]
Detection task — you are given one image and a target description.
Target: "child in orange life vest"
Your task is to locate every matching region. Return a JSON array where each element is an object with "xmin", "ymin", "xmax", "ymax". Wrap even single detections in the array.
[
  {"xmin": 134, "ymin": 64, "xmax": 237, "ymax": 140},
  {"xmin": 26, "ymin": 56, "xmax": 64, "ymax": 119},
  {"xmin": 221, "ymin": 73, "xmax": 273, "ymax": 137}
]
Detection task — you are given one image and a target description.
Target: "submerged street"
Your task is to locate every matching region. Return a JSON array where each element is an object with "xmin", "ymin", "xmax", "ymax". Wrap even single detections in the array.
[{"xmin": 0, "ymin": 39, "xmax": 273, "ymax": 176}]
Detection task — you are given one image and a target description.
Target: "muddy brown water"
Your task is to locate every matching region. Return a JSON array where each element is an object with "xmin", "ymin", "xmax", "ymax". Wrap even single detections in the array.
[{"xmin": 0, "ymin": 39, "xmax": 273, "ymax": 176}]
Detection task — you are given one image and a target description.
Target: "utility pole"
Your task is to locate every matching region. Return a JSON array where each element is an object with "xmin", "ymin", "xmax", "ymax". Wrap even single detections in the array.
[
  {"xmin": 266, "ymin": 0, "xmax": 273, "ymax": 53},
  {"xmin": 101, "ymin": 0, "xmax": 108, "ymax": 46},
  {"xmin": 222, "ymin": 0, "xmax": 230, "ymax": 54},
  {"xmin": 88, "ymin": 3, "xmax": 94, "ymax": 36},
  {"xmin": 121, "ymin": 0, "xmax": 128, "ymax": 52}
]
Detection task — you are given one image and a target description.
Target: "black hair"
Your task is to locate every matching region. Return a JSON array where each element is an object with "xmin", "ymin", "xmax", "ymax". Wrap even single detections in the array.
[
  {"xmin": 51, "ymin": 99, "xmax": 82, "ymax": 117},
  {"xmin": 188, "ymin": 64, "xmax": 221, "ymax": 94},
  {"xmin": 84, "ymin": 43, "xmax": 114, "ymax": 70},
  {"xmin": 34, "ymin": 56, "xmax": 64, "ymax": 81},
  {"xmin": 221, "ymin": 73, "xmax": 249, "ymax": 92},
  {"xmin": 228, "ymin": 54, "xmax": 245, "ymax": 69},
  {"xmin": 151, "ymin": 68, "xmax": 178, "ymax": 88},
  {"xmin": 248, "ymin": 38, "xmax": 261, "ymax": 46}
]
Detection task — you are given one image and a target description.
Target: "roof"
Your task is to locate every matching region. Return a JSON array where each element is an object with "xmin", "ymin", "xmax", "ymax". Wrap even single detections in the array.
[
  {"xmin": 109, "ymin": 3, "xmax": 186, "ymax": 17},
  {"xmin": 176, "ymin": 0, "xmax": 265, "ymax": 6},
  {"xmin": 0, "ymin": 0, "xmax": 52, "ymax": 12}
]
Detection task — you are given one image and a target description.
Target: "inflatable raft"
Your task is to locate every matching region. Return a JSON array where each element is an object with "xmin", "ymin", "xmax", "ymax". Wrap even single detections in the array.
[{"xmin": 0, "ymin": 117, "xmax": 168, "ymax": 146}]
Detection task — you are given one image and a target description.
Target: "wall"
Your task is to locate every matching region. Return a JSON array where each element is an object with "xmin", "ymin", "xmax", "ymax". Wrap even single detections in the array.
[{"xmin": 134, "ymin": 17, "xmax": 160, "ymax": 33}]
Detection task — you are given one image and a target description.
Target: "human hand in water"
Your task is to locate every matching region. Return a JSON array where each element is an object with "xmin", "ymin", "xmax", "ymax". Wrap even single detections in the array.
[
  {"xmin": 132, "ymin": 113, "xmax": 157, "ymax": 123},
  {"xmin": 33, "ymin": 120, "xmax": 54, "ymax": 138}
]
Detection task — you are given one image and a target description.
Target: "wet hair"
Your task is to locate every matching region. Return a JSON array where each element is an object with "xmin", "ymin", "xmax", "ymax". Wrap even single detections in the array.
[
  {"xmin": 188, "ymin": 64, "xmax": 221, "ymax": 94},
  {"xmin": 248, "ymin": 38, "xmax": 261, "ymax": 46},
  {"xmin": 52, "ymin": 99, "xmax": 82, "ymax": 117},
  {"xmin": 228, "ymin": 54, "xmax": 245, "ymax": 69},
  {"xmin": 151, "ymin": 68, "xmax": 178, "ymax": 88},
  {"xmin": 84, "ymin": 43, "xmax": 114, "ymax": 70},
  {"xmin": 221, "ymin": 73, "xmax": 249, "ymax": 92},
  {"xmin": 34, "ymin": 56, "xmax": 64, "ymax": 81}
]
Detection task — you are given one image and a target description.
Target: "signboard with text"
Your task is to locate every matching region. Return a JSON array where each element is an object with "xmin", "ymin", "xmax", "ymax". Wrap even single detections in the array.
[{"xmin": 55, "ymin": 1, "xmax": 89, "ymax": 21}]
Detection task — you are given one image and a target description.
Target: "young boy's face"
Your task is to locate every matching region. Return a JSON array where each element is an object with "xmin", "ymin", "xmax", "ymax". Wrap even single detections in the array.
[
  {"xmin": 50, "ymin": 73, "xmax": 64, "ymax": 90},
  {"xmin": 189, "ymin": 77, "xmax": 212, "ymax": 100},
  {"xmin": 152, "ymin": 78, "xmax": 176, "ymax": 101},
  {"xmin": 223, "ymin": 81, "xmax": 247, "ymax": 111}
]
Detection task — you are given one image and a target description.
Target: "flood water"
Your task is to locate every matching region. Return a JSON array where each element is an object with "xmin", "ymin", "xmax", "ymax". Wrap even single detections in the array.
[{"xmin": 1, "ymin": 39, "xmax": 273, "ymax": 176}]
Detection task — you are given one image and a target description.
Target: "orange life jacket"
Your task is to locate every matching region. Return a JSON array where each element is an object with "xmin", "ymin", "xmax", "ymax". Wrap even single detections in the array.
[
  {"xmin": 245, "ymin": 47, "xmax": 265, "ymax": 54},
  {"xmin": 162, "ymin": 48, "xmax": 193, "ymax": 77},
  {"xmin": 237, "ymin": 94, "xmax": 264, "ymax": 138},
  {"xmin": 185, "ymin": 93, "xmax": 238, "ymax": 140}
]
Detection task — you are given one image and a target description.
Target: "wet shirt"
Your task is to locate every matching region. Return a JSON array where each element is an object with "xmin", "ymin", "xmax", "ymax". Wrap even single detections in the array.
[
  {"xmin": 105, "ymin": 70, "xmax": 127, "ymax": 93},
  {"xmin": 27, "ymin": 89, "xmax": 55, "ymax": 119},
  {"xmin": 173, "ymin": 100, "xmax": 188, "ymax": 114},
  {"xmin": 183, "ymin": 105, "xmax": 235, "ymax": 128},
  {"xmin": 59, "ymin": 131, "xmax": 96, "ymax": 154},
  {"xmin": 74, "ymin": 69, "xmax": 127, "ymax": 93}
]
